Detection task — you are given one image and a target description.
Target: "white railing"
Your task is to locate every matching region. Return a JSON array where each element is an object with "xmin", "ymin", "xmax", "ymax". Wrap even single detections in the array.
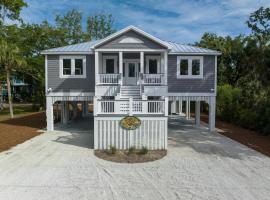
[
  {"xmin": 143, "ymin": 74, "xmax": 164, "ymax": 85},
  {"xmin": 96, "ymin": 99, "xmax": 166, "ymax": 115},
  {"xmin": 99, "ymin": 74, "xmax": 119, "ymax": 84}
]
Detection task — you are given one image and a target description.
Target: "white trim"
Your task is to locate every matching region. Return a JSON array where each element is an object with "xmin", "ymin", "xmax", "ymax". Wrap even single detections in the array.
[
  {"xmin": 164, "ymin": 51, "xmax": 168, "ymax": 85},
  {"xmin": 177, "ymin": 56, "xmax": 203, "ymax": 79},
  {"xmin": 41, "ymin": 51, "xmax": 93, "ymax": 55},
  {"xmin": 169, "ymin": 52, "xmax": 221, "ymax": 55},
  {"xmin": 145, "ymin": 55, "xmax": 161, "ymax": 74},
  {"xmin": 168, "ymin": 93, "xmax": 215, "ymax": 97},
  {"xmin": 59, "ymin": 55, "xmax": 86, "ymax": 78},
  {"xmin": 47, "ymin": 92, "xmax": 95, "ymax": 97},
  {"xmin": 102, "ymin": 55, "xmax": 118, "ymax": 74},
  {"xmin": 95, "ymin": 52, "xmax": 99, "ymax": 84},
  {"xmin": 119, "ymin": 52, "xmax": 123, "ymax": 85},
  {"xmin": 95, "ymin": 49, "xmax": 167, "ymax": 52},
  {"xmin": 45, "ymin": 55, "xmax": 48, "ymax": 93},
  {"xmin": 92, "ymin": 25, "xmax": 169, "ymax": 49},
  {"xmin": 140, "ymin": 52, "xmax": 144, "ymax": 74}
]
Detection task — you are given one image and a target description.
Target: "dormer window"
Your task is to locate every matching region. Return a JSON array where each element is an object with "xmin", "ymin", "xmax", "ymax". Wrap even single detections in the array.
[
  {"xmin": 59, "ymin": 56, "xmax": 86, "ymax": 78},
  {"xmin": 177, "ymin": 56, "xmax": 203, "ymax": 78}
]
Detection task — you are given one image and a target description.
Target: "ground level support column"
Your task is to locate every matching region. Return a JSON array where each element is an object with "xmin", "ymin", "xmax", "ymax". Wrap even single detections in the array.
[
  {"xmin": 209, "ymin": 96, "xmax": 216, "ymax": 131},
  {"xmin": 195, "ymin": 101, "xmax": 200, "ymax": 126},
  {"xmin": 46, "ymin": 96, "xmax": 54, "ymax": 131},
  {"xmin": 61, "ymin": 101, "xmax": 68, "ymax": 125}
]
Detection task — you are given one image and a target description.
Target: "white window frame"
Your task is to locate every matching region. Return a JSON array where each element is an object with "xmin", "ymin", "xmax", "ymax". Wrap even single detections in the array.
[
  {"xmin": 102, "ymin": 55, "xmax": 118, "ymax": 74},
  {"xmin": 177, "ymin": 56, "xmax": 203, "ymax": 79},
  {"xmin": 146, "ymin": 55, "xmax": 161, "ymax": 74},
  {"xmin": 59, "ymin": 55, "xmax": 86, "ymax": 78}
]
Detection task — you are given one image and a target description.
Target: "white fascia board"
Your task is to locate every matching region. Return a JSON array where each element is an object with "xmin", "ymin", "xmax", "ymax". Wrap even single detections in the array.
[
  {"xmin": 95, "ymin": 49, "xmax": 167, "ymax": 52},
  {"xmin": 169, "ymin": 52, "xmax": 222, "ymax": 56},
  {"xmin": 47, "ymin": 92, "xmax": 95, "ymax": 97},
  {"xmin": 167, "ymin": 93, "xmax": 216, "ymax": 97},
  {"xmin": 92, "ymin": 25, "xmax": 170, "ymax": 49},
  {"xmin": 41, "ymin": 51, "xmax": 93, "ymax": 55}
]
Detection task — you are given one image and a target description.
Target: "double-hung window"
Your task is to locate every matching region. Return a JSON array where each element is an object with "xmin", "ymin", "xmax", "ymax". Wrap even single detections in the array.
[
  {"xmin": 60, "ymin": 56, "xmax": 86, "ymax": 78},
  {"xmin": 177, "ymin": 56, "xmax": 203, "ymax": 78}
]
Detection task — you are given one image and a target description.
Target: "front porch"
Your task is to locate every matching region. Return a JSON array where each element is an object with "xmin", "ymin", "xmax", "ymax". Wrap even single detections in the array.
[{"xmin": 95, "ymin": 51, "xmax": 168, "ymax": 97}]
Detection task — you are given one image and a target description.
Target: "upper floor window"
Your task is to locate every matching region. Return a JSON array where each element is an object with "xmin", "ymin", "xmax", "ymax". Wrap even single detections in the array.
[
  {"xmin": 146, "ymin": 56, "xmax": 160, "ymax": 74},
  {"xmin": 103, "ymin": 56, "xmax": 117, "ymax": 74},
  {"xmin": 60, "ymin": 56, "xmax": 86, "ymax": 78},
  {"xmin": 177, "ymin": 56, "xmax": 203, "ymax": 78}
]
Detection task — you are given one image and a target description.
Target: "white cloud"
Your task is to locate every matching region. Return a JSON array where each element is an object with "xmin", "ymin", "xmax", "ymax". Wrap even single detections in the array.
[{"xmin": 20, "ymin": 0, "xmax": 270, "ymax": 43}]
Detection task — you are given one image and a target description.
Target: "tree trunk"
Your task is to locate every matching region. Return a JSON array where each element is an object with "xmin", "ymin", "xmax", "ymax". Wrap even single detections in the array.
[{"xmin": 6, "ymin": 70, "xmax": 14, "ymax": 118}]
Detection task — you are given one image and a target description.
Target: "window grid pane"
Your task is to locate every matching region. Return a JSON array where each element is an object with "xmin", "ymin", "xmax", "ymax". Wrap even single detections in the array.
[
  {"xmin": 180, "ymin": 59, "xmax": 188, "ymax": 75},
  {"xmin": 75, "ymin": 59, "xmax": 83, "ymax": 75},
  {"xmin": 192, "ymin": 59, "xmax": 200, "ymax": 75},
  {"xmin": 63, "ymin": 59, "xmax": 71, "ymax": 75}
]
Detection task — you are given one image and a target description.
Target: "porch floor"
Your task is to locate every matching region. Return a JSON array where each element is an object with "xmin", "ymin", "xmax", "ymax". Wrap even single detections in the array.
[{"xmin": 0, "ymin": 116, "xmax": 269, "ymax": 199}]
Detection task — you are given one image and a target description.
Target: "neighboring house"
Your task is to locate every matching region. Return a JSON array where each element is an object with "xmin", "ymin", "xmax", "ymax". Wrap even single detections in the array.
[
  {"xmin": 1, "ymin": 77, "xmax": 30, "ymax": 102},
  {"xmin": 42, "ymin": 26, "xmax": 220, "ymax": 150}
]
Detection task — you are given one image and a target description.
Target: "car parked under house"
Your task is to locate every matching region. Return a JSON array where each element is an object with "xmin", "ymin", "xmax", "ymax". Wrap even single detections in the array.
[{"xmin": 42, "ymin": 25, "xmax": 221, "ymax": 150}]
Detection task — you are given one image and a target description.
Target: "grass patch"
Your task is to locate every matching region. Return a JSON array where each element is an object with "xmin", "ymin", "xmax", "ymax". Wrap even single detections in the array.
[{"xmin": 0, "ymin": 105, "xmax": 34, "ymax": 116}]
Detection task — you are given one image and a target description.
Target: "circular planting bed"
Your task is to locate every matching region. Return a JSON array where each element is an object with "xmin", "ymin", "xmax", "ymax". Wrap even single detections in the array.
[{"xmin": 94, "ymin": 148, "xmax": 167, "ymax": 163}]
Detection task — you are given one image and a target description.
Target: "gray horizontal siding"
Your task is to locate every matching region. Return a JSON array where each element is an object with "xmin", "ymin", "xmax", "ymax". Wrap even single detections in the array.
[
  {"xmin": 47, "ymin": 55, "xmax": 95, "ymax": 93},
  {"xmin": 96, "ymin": 30, "xmax": 165, "ymax": 49},
  {"xmin": 168, "ymin": 55, "xmax": 215, "ymax": 93}
]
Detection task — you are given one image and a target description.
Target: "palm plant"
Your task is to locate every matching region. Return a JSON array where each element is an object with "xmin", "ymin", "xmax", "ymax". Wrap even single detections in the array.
[{"xmin": 0, "ymin": 39, "xmax": 25, "ymax": 118}]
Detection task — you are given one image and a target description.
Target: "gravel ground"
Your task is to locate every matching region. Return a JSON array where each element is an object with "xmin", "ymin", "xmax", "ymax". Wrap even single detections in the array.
[{"xmin": 0, "ymin": 116, "xmax": 269, "ymax": 200}]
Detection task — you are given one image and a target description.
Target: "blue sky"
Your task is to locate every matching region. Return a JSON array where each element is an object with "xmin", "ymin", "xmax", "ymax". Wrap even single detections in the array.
[{"xmin": 21, "ymin": 0, "xmax": 270, "ymax": 44}]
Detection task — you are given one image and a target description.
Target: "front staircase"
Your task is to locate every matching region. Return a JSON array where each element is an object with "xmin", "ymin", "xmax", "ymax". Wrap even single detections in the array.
[{"xmin": 120, "ymin": 86, "xmax": 141, "ymax": 100}]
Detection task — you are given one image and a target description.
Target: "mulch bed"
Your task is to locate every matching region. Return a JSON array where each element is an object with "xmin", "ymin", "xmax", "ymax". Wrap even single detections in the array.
[
  {"xmin": 0, "ymin": 112, "xmax": 46, "ymax": 152},
  {"xmin": 200, "ymin": 114, "xmax": 270, "ymax": 157},
  {"xmin": 95, "ymin": 150, "xmax": 167, "ymax": 163}
]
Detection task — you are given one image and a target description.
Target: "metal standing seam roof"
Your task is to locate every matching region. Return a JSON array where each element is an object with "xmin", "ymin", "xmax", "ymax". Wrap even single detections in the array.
[{"xmin": 42, "ymin": 39, "xmax": 220, "ymax": 55}]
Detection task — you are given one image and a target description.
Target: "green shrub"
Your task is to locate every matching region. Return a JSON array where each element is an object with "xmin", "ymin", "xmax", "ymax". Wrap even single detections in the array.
[
  {"xmin": 139, "ymin": 147, "xmax": 148, "ymax": 155},
  {"xmin": 238, "ymin": 108, "xmax": 257, "ymax": 129},
  {"xmin": 109, "ymin": 145, "xmax": 117, "ymax": 155},
  {"xmin": 217, "ymin": 84, "xmax": 241, "ymax": 122},
  {"xmin": 128, "ymin": 146, "xmax": 136, "ymax": 154}
]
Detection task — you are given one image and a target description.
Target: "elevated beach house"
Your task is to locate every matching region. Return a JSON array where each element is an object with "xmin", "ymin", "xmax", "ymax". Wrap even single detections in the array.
[{"xmin": 42, "ymin": 26, "xmax": 220, "ymax": 150}]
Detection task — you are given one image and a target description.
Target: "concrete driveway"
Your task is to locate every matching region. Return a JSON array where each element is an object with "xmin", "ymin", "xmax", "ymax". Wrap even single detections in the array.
[{"xmin": 0, "ymin": 116, "xmax": 269, "ymax": 200}]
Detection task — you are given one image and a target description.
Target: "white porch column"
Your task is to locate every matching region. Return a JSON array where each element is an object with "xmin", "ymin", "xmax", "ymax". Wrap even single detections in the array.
[
  {"xmin": 164, "ymin": 97, "xmax": 169, "ymax": 116},
  {"xmin": 179, "ymin": 100, "xmax": 183, "ymax": 115},
  {"xmin": 195, "ymin": 101, "xmax": 200, "ymax": 126},
  {"xmin": 171, "ymin": 100, "xmax": 177, "ymax": 114},
  {"xmin": 119, "ymin": 51, "xmax": 123, "ymax": 85},
  {"xmin": 185, "ymin": 99, "xmax": 191, "ymax": 119},
  {"xmin": 93, "ymin": 97, "xmax": 97, "ymax": 116},
  {"xmin": 95, "ymin": 51, "xmax": 99, "ymax": 84},
  {"xmin": 209, "ymin": 96, "xmax": 216, "ymax": 132},
  {"xmin": 46, "ymin": 96, "xmax": 54, "ymax": 131},
  {"xmin": 140, "ymin": 51, "xmax": 144, "ymax": 73},
  {"xmin": 164, "ymin": 51, "xmax": 168, "ymax": 85}
]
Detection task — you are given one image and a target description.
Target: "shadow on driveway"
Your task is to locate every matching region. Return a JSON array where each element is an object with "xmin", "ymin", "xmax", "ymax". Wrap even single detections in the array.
[
  {"xmin": 168, "ymin": 116, "xmax": 264, "ymax": 159},
  {"xmin": 53, "ymin": 116, "xmax": 94, "ymax": 149}
]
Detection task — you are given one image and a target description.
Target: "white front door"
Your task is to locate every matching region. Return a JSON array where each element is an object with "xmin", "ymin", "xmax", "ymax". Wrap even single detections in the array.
[{"xmin": 123, "ymin": 60, "xmax": 140, "ymax": 85}]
